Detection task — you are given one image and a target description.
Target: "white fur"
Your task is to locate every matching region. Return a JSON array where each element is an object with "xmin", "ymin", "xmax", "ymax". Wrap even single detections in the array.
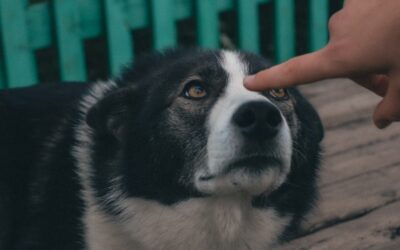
[
  {"xmin": 71, "ymin": 80, "xmax": 120, "ymax": 249},
  {"xmin": 196, "ymin": 51, "xmax": 293, "ymax": 195},
  {"xmin": 90, "ymin": 182, "xmax": 290, "ymax": 250},
  {"xmin": 73, "ymin": 81, "xmax": 117, "ymax": 204}
]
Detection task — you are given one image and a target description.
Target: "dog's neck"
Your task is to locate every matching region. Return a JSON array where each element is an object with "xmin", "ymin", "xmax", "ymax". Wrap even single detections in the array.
[{"xmin": 83, "ymin": 195, "xmax": 289, "ymax": 250}]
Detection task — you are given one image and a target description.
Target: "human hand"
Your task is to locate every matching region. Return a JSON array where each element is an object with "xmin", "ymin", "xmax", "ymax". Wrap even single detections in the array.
[{"xmin": 244, "ymin": 0, "xmax": 400, "ymax": 129}]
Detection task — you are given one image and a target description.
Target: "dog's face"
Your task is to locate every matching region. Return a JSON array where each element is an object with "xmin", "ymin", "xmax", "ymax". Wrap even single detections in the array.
[
  {"xmin": 87, "ymin": 49, "xmax": 323, "ymax": 207},
  {"xmin": 193, "ymin": 51, "xmax": 293, "ymax": 196}
]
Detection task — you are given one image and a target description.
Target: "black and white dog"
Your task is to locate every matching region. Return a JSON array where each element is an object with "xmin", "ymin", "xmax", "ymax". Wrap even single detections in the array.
[{"xmin": 0, "ymin": 49, "xmax": 323, "ymax": 250}]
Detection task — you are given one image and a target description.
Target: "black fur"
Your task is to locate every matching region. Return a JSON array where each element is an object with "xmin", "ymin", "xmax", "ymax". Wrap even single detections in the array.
[
  {"xmin": 0, "ymin": 49, "xmax": 323, "ymax": 249},
  {"xmin": 0, "ymin": 83, "xmax": 88, "ymax": 249}
]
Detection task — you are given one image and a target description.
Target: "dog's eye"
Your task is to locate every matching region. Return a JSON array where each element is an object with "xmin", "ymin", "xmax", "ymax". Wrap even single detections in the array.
[
  {"xmin": 268, "ymin": 89, "xmax": 287, "ymax": 99},
  {"xmin": 183, "ymin": 81, "xmax": 207, "ymax": 99}
]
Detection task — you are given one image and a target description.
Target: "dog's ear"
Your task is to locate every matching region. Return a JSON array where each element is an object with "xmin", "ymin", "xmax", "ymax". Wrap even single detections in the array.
[{"xmin": 86, "ymin": 86, "xmax": 139, "ymax": 137}]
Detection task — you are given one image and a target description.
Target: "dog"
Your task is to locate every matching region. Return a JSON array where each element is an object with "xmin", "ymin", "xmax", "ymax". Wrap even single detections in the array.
[{"xmin": 0, "ymin": 49, "xmax": 323, "ymax": 250}]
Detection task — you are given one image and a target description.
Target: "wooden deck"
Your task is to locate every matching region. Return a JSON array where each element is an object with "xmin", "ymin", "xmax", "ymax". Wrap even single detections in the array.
[{"xmin": 281, "ymin": 79, "xmax": 400, "ymax": 249}]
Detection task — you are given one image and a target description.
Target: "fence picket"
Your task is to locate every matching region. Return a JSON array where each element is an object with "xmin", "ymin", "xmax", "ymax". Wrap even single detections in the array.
[
  {"xmin": 0, "ymin": 57, "xmax": 4, "ymax": 88},
  {"xmin": 103, "ymin": 0, "xmax": 134, "ymax": 75},
  {"xmin": 79, "ymin": 0, "xmax": 102, "ymax": 39},
  {"xmin": 237, "ymin": 0, "xmax": 260, "ymax": 53},
  {"xmin": 0, "ymin": 29, "xmax": 4, "ymax": 88},
  {"xmin": 27, "ymin": 2, "xmax": 51, "ymax": 50},
  {"xmin": 0, "ymin": 0, "xmax": 337, "ymax": 88},
  {"xmin": 52, "ymin": 0, "xmax": 86, "ymax": 81},
  {"xmin": 195, "ymin": 0, "xmax": 219, "ymax": 48},
  {"xmin": 309, "ymin": 0, "xmax": 328, "ymax": 51},
  {"xmin": 274, "ymin": 0, "xmax": 295, "ymax": 62},
  {"xmin": 150, "ymin": 0, "xmax": 177, "ymax": 50},
  {"xmin": 0, "ymin": 0, "xmax": 37, "ymax": 87}
]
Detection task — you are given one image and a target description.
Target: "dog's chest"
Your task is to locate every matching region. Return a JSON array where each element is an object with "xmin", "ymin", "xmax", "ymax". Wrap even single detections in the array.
[{"xmin": 84, "ymin": 197, "xmax": 289, "ymax": 250}]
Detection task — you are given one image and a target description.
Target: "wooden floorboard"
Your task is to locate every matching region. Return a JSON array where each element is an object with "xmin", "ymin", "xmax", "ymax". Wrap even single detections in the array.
[
  {"xmin": 303, "ymin": 164, "xmax": 400, "ymax": 234},
  {"xmin": 281, "ymin": 200, "xmax": 400, "ymax": 250},
  {"xmin": 323, "ymin": 121, "xmax": 400, "ymax": 158},
  {"xmin": 300, "ymin": 79, "xmax": 380, "ymax": 129},
  {"xmin": 321, "ymin": 139, "xmax": 400, "ymax": 186},
  {"xmin": 282, "ymin": 79, "xmax": 400, "ymax": 249}
]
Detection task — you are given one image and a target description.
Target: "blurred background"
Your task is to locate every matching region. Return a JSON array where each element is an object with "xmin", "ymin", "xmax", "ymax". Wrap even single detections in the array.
[{"xmin": 0, "ymin": 0, "xmax": 342, "ymax": 89}]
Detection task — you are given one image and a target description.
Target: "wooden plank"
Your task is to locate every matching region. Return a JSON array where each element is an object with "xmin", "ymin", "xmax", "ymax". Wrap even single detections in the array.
[
  {"xmin": 237, "ymin": 0, "xmax": 260, "ymax": 53},
  {"xmin": 26, "ymin": 0, "xmax": 272, "ymax": 51},
  {"xmin": 0, "ymin": 0, "xmax": 37, "ymax": 87},
  {"xmin": 274, "ymin": 0, "xmax": 295, "ymax": 62},
  {"xmin": 103, "ymin": 0, "xmax": 134, "ymax": 75},
  {"xmin": 322, "ymin": 138, "xmax": 400, "ymax": 186},
  {"xmin": 26, "ymin": 0, "xmax": 272, "ymax": 52},
  {"xmin": 0, "ymin": 59, "xmax": 5, "ymax": 89},
  {"xmin": 0, "ymin": 44, "xmax": 5, "ymax": 88},
  {"xmin": 125, "ymin": 0, "xmax": 148, "ymax": 30},
  {"xmin": 282, "ymin": 200, "xmax": 400, "ymax": 250},
  {"xmin": 300, "ymin": 79, "xmax": 386, "ymax": 130},
  {"xmin": 299, "ymin": 79, "xmax": 361, "ymax": 107},
  {"xmin": 290, "ymin": 77, "xmax": 400, "ymax": 248},
  {"xmin": 27, "ymin": 2, "xmax": 51, "ymax": 50},
  {"xmin": 302, "ymin": 164, "xmax": 400, "ymax": 234},
  {"xmin": 195, "ymin": 0, "xmax": 219, "ymax": 49},
  {"xmin": 217, "ymin": 0, "xmax": 234, "ymax": 10},
  {"xmin": 150, "ymin": 0, "xmax": 177, "ymax": 50},
  {"xmin": 365, "ymin": 240, "xmax": 400, "ymax": 250},
  {"xmin": 78, "ymin": 0, "xmax": 102, "ymax": 39},
  {"xmin": 175, "ymin": 0, "xmax": 193, "ymax": 20},
  {"xmin": 52, "ymin": 0, "xmax": 87, "ymax": 81},
  {"xmin": 323, "ymin": 121, "xmax": 400, "ymax": 158},
  {"xmin": 126, "ymin": 0, "xmax": 237, "ymax": 30},
  {"xmin": 317, "ymin": 91, "xmax": 380, "ymax": 129},
  {"xmin": 308, "ymin": 0, "xmax": 328, "ymax": 51},
  {"xmin": 27, "ymin": 0, "xmax": 102, "ymax": 50}
]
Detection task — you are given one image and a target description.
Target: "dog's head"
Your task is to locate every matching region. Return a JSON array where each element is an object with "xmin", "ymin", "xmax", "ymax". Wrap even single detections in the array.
[{"xmin": 86, "ymin": 49, "xmax": 323, "ymax": 208}]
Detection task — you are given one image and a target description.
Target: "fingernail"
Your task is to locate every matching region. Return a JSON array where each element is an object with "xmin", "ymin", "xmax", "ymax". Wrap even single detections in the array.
[
  {"xmin": 376, "ymin": 120, "xmax": 391, "ymax": 129},
  {"xmin": 244, "ymin": 75, "xmax": 255, "ymax": 87}
]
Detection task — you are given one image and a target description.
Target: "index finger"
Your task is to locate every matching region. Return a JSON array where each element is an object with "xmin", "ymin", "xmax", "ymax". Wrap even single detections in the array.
[{"xmin": 244, "ymin": 47, "xmax": 348, "ymax": 90}]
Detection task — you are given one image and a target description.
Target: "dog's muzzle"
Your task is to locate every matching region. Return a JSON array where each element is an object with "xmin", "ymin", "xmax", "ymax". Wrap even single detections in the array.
[
  {"xmin": 232, "ymin": 101, "xmax": 282, "ymax": 141},
  {"xmin": 196, "ymin": 100, "xmax": 292, "ymax": 196}
]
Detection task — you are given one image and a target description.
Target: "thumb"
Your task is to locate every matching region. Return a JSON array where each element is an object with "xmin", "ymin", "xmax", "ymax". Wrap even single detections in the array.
[
  {"xmin": 373, "ymin": 84, "xmax": 400, "ymax": 129},
  {"xmin": 244, "ymin": 47, "xmax": 340, "ymax": 91}
]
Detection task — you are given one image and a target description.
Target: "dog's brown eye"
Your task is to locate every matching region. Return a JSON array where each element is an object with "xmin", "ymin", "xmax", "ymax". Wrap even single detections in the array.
[
  {"xmin": 183, "ymin": 81, "xmax": 207, "ymax": 99},
  {"xmin": 269, "ymin": 89, "xmax": 287, "ymax": 99}
]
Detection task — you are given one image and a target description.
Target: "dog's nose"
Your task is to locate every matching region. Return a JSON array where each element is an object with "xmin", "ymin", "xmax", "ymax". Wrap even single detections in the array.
[{"xmin": 232, "ymin": 101, "xmax": 282, "ymax": 140}]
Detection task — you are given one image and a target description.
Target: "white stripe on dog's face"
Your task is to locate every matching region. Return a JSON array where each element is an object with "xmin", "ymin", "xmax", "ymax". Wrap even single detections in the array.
[
  {"xmin": 206, "ymin": 51, "xmax": 267, "ymax": 173},
  {"xmin": 196, "ymin": 51, "xmax": 292, "ymax": 195}
]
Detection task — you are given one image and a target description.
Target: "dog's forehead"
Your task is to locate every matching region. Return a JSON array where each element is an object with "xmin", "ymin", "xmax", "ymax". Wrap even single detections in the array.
[
  {"xmin": 216, "ymin": 50, "xmax": 267, "ymax": 102},
  {"xmin": 218, "ymin": 51, "xmax": 247, "ymax": 79}
]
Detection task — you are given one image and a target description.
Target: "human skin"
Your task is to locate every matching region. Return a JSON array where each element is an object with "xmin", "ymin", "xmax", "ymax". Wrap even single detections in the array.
[{"xmin": 244, "ymin": 0, "xmax": 400, "ymax": 129}]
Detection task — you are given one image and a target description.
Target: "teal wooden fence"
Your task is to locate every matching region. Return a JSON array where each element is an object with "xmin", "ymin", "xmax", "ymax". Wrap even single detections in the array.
[{"xmin": 0, "ymin": 0, "xmax": 336, "ymax": 89}]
